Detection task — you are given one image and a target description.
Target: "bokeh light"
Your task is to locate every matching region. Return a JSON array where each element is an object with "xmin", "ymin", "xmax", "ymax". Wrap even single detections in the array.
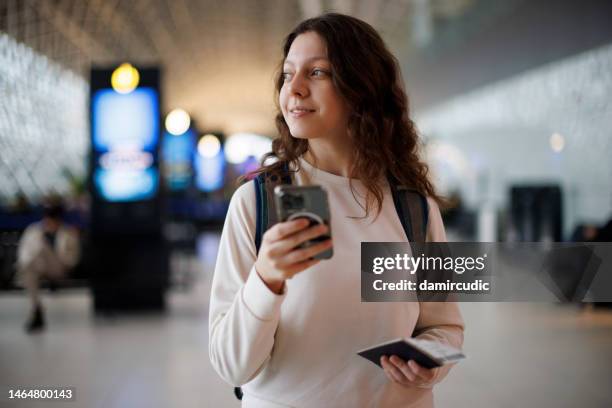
[
  {"xmin": 165, "ymin": 109, "xmax": 191, "ymax": 136},
  {"xmin": 197, "ymin": 134, "xmax": 221, "ymax": 158},
  {"xmin": 550, "ymin": 132, "xmax": 565, "ymax": 153},
  {"xmin": 111, "ymin": 63, "xmax": 140, "ymax": 94},
  {"xmin": 225, "ymin": 133, "xmax": 272, "ymax": 164}
]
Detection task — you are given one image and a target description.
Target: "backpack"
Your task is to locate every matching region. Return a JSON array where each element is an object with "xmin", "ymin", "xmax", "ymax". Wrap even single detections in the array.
[{"xmin": 234, "ymin": 162, "xmax": 429, "ymax": 400}]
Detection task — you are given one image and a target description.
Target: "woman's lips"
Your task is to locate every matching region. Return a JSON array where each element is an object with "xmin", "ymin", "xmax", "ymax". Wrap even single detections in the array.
[{"xmin": 289, "ymin": 108, "xmax": 315, "ymax": 118}]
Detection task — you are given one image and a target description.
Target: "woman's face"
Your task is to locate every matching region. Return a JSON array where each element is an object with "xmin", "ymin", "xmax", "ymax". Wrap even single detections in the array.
[{"xmin": 279, "ymin": 31, "xmax": 350, "ymax": 142}]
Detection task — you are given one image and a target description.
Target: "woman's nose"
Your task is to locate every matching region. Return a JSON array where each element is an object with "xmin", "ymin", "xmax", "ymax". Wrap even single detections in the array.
[{"xmin": 287, "ymin": 74, "xmax": 309, "ymax": 97}]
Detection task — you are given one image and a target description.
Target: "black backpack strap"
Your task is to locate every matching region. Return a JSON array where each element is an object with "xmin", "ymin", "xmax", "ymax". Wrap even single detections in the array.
[
  {"xmin": 253, "ymin": 173, "xmax": 267, "ymax": 253},
  {"xmin": 388, "ymin": 179, "xmax": 429, "ymax": 243},
  {"xmin": 388, "ymin": 178, "xmax": 454, "ymax": 302},
  {"xmin": 254, "ymin": 162, "xmax": 293, "ymax": 254}
]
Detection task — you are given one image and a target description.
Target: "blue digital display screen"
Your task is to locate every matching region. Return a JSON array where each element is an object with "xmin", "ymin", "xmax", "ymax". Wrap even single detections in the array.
[
  {"xmin": 161, "ymin": 130, "xmax": 195, "ymax": 191},
  {"xmin": 93, "ymin": 168, "xmax": 159, "ymax": 202},
  {"xmin": 92, "ymin": 88, "xmax": 159, "ymax": 152},
  {"xmin": 91, "ymin": 87, "xmax": 160, "ymax": 202},
  {"xmin": 195, "ymin": 150, "xmax": 225, "ymax": 192}
]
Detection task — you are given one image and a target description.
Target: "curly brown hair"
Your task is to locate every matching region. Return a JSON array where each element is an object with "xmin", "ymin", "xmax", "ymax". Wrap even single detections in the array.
[{"xmin": 250, "ymin": 13, "xmax": 441, "ymax": 218}]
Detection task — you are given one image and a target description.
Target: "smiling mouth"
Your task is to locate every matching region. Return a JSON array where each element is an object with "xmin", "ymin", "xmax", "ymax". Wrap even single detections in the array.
[{"xmin": 289, "ymin": 108, "xmax": 315, "ymax": 117}]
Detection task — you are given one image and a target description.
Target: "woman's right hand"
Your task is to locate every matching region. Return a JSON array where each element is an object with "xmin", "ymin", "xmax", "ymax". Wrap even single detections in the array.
[{"xmin": 254, "ymin": 218, "xmax": 333, "ymax": 294}]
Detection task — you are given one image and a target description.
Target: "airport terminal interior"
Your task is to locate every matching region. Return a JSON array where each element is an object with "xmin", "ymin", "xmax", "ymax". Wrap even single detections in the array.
[{"xmin": 1, "ymin": 0, "xmax": 612, "ymax": 407}]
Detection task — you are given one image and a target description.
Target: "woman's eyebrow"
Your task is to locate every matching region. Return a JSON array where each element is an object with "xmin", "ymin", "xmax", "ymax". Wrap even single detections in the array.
[{"xmin": 283, "ymin": 56, "xmax": 329, "ymax": 66}]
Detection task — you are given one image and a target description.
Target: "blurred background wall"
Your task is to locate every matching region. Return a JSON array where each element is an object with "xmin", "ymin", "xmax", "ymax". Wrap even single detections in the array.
[
  {"xmin": 0, "ymin": 32, "xmax": 88, "ymax": 200},
  {"xmin": 1, "ymin": 0, "xmax": 611, "ymax": 241},
  {"xmin": 418, "ymin": 42, "xmax": 612, "ymax": 239}
]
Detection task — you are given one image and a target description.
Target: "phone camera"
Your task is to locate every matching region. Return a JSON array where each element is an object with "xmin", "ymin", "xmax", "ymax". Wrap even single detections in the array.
[{"xmin": 281, "ymin": 193, "xmax": 304, "ymax": 210}]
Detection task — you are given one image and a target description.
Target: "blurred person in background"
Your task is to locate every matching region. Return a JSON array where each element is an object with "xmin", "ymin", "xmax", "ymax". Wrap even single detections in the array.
[
  {"xmin": 16, "ymin": 202, "xmax": 80, "ymax": 333},
  {"xmin": 209, "ymin": 13, "xmax": 463, "ymax": 407}
]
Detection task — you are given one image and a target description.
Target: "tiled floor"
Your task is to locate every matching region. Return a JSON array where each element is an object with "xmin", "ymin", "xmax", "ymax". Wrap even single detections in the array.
[
  {"xmin": 0, "ymin": 286, "xmax": 238, "ymax": 408},
  {"xmin": 1, "ymin": 235, "xmax": 611, "ymax": 408},
  {"xmin": 436, "ymin": 302, "xmax": 612, "ymax": 408}
]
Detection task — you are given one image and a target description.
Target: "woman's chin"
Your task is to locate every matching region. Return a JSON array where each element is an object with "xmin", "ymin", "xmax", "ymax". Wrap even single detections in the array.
[{"xmin": 289, "ymin": 129, "xmax": 319, "ymax": 140}]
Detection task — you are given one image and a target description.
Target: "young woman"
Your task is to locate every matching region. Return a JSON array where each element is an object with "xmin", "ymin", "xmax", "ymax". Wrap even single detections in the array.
[{"xmin": 209, "ymin": 13, "xmax": 464, "ymax": 407}]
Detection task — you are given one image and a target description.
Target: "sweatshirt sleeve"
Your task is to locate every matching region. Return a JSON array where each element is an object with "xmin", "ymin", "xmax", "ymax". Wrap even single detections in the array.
[
  {"xmin": 208, "ymin": 181, "xmax": 287, "ymax": 386},
  {"xmin": 413, "ymin": 197, "xmax": 465, "ymax": 386}
]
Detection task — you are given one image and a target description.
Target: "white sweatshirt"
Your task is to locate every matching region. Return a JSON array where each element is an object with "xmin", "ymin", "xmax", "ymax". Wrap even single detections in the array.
[{"xmin": 209, "ymin": 158, "xmax": 464, "ymax": 407}]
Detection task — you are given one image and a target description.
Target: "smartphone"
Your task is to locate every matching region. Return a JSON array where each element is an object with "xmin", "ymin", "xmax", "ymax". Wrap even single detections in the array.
[{"xmin": 274, "ymin": 185, "xmax": 333, "ymax": 260}]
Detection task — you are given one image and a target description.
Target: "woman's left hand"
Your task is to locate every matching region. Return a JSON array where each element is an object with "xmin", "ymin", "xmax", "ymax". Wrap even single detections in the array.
[{"xmin": 380, "ymin": 355, "xmax": 438, "ymax": 387}]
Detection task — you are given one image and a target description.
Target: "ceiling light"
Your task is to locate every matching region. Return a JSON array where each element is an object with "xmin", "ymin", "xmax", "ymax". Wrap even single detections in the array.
[
  {"xmin": 165, "ymin": 109, "xmax": 191, "ymax": 136},
  {"xmin": 550, "ymin": 132, "xmax": 565, "ymax": 153},
  {"xmin": 198, "ymin": 134, "xmax": 221, "ymax": 158},
  {"xmin": 111, "ymin": 63, "xmax": 139, "ymax": 94}
]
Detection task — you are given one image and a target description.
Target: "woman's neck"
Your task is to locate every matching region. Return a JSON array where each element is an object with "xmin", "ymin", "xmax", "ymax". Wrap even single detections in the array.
[{"xmin": 304, "ymin": 139, "xmax": 354, "ymax": 178}]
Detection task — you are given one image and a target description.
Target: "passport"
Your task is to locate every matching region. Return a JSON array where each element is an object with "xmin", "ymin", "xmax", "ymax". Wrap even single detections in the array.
[{"xmin": 357, "ymin": 337, "xmax": 465, "ymax": 369}]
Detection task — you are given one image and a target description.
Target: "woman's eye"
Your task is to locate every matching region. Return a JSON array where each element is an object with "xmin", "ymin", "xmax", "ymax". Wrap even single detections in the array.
[
  {"xmin": 312, "ymin": 69, "xmax": 329, "ymax": 77},
  {"xmin": 282, "ymin": 72, "xmax": 293, "ymax": 81}
]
